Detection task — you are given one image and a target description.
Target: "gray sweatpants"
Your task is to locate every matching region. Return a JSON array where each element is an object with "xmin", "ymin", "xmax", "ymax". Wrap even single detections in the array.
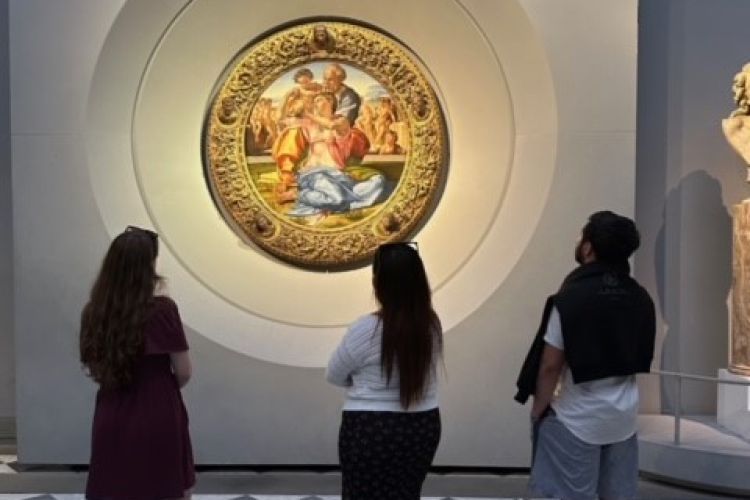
[{"xmin": 529, "ymin": 412, "xmax": 638, "ymax": 500}]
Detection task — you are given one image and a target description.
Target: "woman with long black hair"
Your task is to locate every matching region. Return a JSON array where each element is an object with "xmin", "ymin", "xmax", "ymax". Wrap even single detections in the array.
[
  {"xmin": 327, "ymin": 242, "xmax": 443, "ymax": 499},
  {"xmin": 80, "ymin": 226, "xmax": 195, "ymax": 500}
]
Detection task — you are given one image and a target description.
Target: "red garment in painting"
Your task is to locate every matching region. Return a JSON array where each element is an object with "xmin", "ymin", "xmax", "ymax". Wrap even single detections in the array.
[
  {"xmin": 272, "ymin": 122, "xmax": 370, "ymax": 174},
  {"xmin": 86, "ymin": 296, "xmax": 195, "ymax": 500}
]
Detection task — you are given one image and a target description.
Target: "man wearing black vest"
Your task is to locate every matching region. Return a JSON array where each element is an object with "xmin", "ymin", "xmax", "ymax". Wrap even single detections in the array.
[{"xmin": 516, "ymin": 211, "xmax": 656, "ymax": 500}]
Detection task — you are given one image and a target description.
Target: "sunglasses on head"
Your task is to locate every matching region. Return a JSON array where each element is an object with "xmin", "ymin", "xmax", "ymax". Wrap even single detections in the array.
[
  {"xmin": 378, "ymin": 241, "xmax": 419, "ymax": 252},
  {"xmin": 125, "ymin": 225, "xmax": 158, "ymax": 246}
]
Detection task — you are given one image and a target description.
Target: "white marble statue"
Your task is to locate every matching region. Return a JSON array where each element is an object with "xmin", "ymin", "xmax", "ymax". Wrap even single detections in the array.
[{"xmin": 722, "ymin": 63, "xmax": 750, "ymax": 180}]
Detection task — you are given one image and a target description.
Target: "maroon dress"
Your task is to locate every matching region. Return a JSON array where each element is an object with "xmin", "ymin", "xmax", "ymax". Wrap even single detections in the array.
[{"xmin": 86, "ymin": 296, "xmax": 195, "ymax": 500}]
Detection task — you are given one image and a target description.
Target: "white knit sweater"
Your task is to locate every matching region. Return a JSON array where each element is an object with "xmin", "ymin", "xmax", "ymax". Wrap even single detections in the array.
[{"xmin": 326, "ymin": 313, "xmax": 439, "ymax": 412}]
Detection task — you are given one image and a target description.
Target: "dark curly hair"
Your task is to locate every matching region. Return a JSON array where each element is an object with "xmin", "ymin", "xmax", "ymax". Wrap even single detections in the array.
[
  {"xmin": 293, "ymin": 67, "xmax": 314, "ymax": 82},
  {"xmin": 79, "ymin": 227, "xmax": 162, "ymax": 390},
  {"xmin": 582, "ymin": 211, "xmax": 640, "ymax": 264}
]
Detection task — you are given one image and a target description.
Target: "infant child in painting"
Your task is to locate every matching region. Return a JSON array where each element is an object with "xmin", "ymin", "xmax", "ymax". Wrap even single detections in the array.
[{"xmin": 282, "ymin": 67, "xmax": 322, "ymax": 117}]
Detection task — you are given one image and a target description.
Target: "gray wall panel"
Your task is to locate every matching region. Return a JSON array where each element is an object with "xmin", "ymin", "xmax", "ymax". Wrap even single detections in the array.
[
  {"xmin": 0, "ymin": 0, "xmax": 14, "ymax": 420},
  {"xmin": 636, "ymin": 0, "xmax": 750, "ymax": 414}
]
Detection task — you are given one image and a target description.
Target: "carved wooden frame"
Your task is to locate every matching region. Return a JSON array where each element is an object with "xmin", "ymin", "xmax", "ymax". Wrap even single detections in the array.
[{"xmin": 204, "ymin": 21, "xmax": 447, "ymax": 268}]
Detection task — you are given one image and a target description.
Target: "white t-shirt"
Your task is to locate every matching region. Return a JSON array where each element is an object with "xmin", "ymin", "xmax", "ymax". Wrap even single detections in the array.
[{"xmin": 544, "ymin": 306, "xmax": 638, "ymax": 445}]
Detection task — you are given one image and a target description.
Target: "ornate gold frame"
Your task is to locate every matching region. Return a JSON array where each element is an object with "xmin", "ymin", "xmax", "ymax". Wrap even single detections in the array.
[{"xmin": 204, "ymin": 21, "xmax": 447, "ymax": 268}]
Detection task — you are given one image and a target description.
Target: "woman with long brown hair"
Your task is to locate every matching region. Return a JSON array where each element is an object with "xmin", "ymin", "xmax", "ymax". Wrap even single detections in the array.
[
  {"xmin": 326, "ymin": 242, "xmax": 443, "ymax": 499},
  {"xmin": 80, "ymin": 226, "xmax": 194, "ymax": 500}
]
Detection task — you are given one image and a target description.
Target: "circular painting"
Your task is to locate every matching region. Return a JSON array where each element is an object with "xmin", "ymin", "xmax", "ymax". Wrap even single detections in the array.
[{"xmin": 204, "ymin": 21, "xmax": 448, "ymax": 268}]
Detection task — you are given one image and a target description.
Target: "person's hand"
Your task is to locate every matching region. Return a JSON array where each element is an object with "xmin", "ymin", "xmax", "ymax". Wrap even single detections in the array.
[
  {"xmin": 530, "ymin": 404, "xmax": 549, "ymax": 423},
  {"xmin": 529, "ymin": 413, "xmax": 541, "ymax": 442}
]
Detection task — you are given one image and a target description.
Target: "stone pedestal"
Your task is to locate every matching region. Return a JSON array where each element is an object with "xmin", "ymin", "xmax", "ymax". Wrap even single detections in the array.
[
  {"xmin": 718, "ymin": 368, "xmax": 750, "ymax": 440},
  {"xmin": 731, "ymin": 201, "xmax": 750, "ymax": 375}
]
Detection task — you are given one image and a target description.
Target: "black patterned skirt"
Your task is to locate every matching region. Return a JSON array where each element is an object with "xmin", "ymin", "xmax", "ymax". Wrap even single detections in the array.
[{"xmin": 338, "ymin": 408, "xmax": 441, "ymax": 500}]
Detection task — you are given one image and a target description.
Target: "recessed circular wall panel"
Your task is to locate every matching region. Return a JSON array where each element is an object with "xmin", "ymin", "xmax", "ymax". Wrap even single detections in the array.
[{"xmin": 85, "ymin": 0, "xmax": 557, "ymax": 366}]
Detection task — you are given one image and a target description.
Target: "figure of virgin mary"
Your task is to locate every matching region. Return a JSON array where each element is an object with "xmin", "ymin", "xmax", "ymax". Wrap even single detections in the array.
[{"xmin": 272, "ymin": 92, "xmax": 391, "ymax": 217}]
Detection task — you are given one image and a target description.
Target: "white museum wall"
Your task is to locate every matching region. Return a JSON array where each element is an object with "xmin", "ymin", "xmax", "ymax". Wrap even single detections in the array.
[
  {"xmin": 636, "ymin": 0, "xmax": 750, "ymax": 414},
  {"xmin": 0, "ymin": 0, "xmax": 14, "ymax": 427},
  {"xmin": 10, "ymin": 0, "xmax": 636, "ymax": 465}
]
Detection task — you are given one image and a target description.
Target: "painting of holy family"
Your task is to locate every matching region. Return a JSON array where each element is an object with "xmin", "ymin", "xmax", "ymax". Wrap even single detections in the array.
[
  {"xmin": 244, "ymin": 61, "xmax": 407, "ymax": 228},
  {"xmin": 205, "ymin": 21, "xmax": 446, "ymax": 267}
]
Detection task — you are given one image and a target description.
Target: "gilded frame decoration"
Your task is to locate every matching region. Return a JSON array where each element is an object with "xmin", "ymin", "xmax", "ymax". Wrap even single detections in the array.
[{"xmin": 204, "ymin": 21, "xmax": 447, "ymax": 268}]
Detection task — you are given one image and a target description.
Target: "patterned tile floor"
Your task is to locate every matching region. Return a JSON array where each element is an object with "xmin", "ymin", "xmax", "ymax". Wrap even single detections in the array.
[
  {"xmin": 0, "ymin": 497, "xmax": 537, "ymax": 500},
  {"xmin": 9, "ymin": 453, "xmax": 737, "ymax": 499},
  {"xmin": 0, "ymin": 457, "xmax": 539, "ymax": 498}
]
